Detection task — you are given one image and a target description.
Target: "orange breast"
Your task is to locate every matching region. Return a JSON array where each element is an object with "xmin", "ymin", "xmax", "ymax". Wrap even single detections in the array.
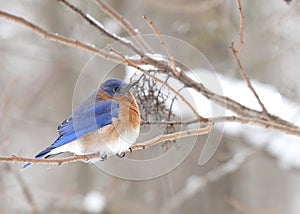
[{"xmin": 116, "ymin": 93, "xmax": 141, "ymax": 130}]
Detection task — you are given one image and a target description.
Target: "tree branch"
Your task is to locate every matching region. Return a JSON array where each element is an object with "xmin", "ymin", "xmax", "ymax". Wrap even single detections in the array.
[
  {"xmin": 231, "ymin": 45, "xmax": 268, "ymax": 114},
  {"xmin": 234, "ymin": 0, "xmax": 245, "ymax": 54},
  {"xmin": 0, "ymin": 126, "xmax": 211, "ymax": 165},
  {"xmin": 230, "ymin": 0, "xmax": 268, "ymax": 114},
  {"xmin": 59, "ymin": 0, "xmax": 145, "ymax": 56},
  {"xmin": 131, "ymin": 125, "xmax": 212, "ymax": 151},
  {"xmin": 0, "ymin": 10, "xmax": 122, "ymax": 63}
]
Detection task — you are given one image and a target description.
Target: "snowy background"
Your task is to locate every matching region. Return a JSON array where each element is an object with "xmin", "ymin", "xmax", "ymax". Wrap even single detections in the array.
[{"xmin": 1, "ymin": 0, "xmax": 300, "ymax": 213}]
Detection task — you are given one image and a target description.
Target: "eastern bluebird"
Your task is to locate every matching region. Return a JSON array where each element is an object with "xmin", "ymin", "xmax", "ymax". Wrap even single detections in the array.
[{"xmin": 24, "ymin": 78, "xmax": 140, "ymax": 168}]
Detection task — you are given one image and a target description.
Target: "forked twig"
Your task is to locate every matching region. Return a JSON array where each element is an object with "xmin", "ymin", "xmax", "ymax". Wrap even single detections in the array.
[
  {"xmin": 59, "ymin": 0, "xmax": 144, "ymax": 56},
  {"xmin": 95, "ymin": 0, "xmax": 153, "ymax": 53},
  {"xmin": 231, "ymin": 45, "xmax": 268, "ymax": 113},
  {"xmin": 230, "ymin": 0, "xmax": 267, "ymax": 114},
  {"xmin": 143, "ymin": 15, "xmax": 179, "ymax": 77}
]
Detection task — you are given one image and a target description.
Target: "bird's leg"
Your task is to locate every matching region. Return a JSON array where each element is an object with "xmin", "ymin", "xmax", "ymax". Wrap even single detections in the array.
[
  {"xmin": 128, "ymin": 147, "xmax": 132, "ymax": 153},
  {"xmin": 116, "ymin": 152, "xmax": 125, "ymax": 158}
]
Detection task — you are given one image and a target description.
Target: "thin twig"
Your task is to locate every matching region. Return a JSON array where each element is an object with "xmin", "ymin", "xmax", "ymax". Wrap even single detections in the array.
[
  {"xmin": 143, "ymin": 15, "xmax": 179, "ymax": 77},
  {"xmin": 210, "ymin": 116, "xmax": 300, "ymax": 137},
  {"xmin": 0, "ymin": 154, "xmax": 101, "ymax": 165},
  {"xmin": 230, "ymin": 0, "xmax": 267, "ymax": 114},
  {"xmin": 59, "ymin": 0, "xmax": 145, "ymax": 56},
  {"xmin": 0, "ymin": 10, "xmax": 122, "ymax": 63},
  {"xmin": 131, "ymin": 125, "xmax": 212, "ymax": 151},
  {"xmin": 95, "ymin": 0, "xmax": 153, "ymax": 53},
  {"xmin": 142, "ymin": 115, "xmax": 300, "ymax": 137},
  {"xmin": 231, "ymin": 42, "xmax": 268, "ymax": 114},
  {"xmin": 234, "ymin": 0, "xmax": 245, "ymax": 54},
  {"xmin": 141, "ymin": 119, "xmax": 199, "ymax": 126},
  {"xmin": 107, "ymin": 45, "xmax": 209, "ymax": 123}
]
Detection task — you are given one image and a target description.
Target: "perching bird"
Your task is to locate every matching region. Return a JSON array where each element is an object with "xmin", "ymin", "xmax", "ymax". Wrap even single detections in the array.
[{"xmin": 24, "ymin": 78, "xmax": 140, "ymax": 168}]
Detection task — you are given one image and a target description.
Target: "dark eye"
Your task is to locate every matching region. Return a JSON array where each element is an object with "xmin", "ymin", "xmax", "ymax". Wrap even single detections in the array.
[{"xmin": 114, "ymin": 86, "xmax": 120, "ymax": 93}]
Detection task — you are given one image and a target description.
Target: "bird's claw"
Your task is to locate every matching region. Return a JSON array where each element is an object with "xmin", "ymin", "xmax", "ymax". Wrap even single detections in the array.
[
  {"xmin": 116, "ymin": 152, "xmax": 125, "ymax": 158},
  {"xmin": 100, "ymin": 154, "xmax": 107, "ymax": 161}
]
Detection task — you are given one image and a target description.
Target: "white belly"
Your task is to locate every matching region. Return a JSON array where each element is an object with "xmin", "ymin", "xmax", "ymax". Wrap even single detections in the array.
[{"xmin": 49, "ymin": 125, "xmax": 139, "ymax": 157}]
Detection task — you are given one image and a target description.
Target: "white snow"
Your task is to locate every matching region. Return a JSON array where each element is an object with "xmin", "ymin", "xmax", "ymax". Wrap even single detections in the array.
[{"xmin": 83, "ymin": 190, "xmax": 106, "ymax": 213}]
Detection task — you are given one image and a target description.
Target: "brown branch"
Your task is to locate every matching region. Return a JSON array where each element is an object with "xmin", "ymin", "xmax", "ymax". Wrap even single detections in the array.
[
  {"xmin": 131, "ymin": 126, "xmax": 212, "ymax": 151},
  {"xmin": 0, "ymin": 154, "xmax": 101, "ymax": 165},
  {"xmin": 143, "ymin": 15, "xmax": 179, "ymax": 77},
  {"xmin": 231, "ymin": 44, "xmax": 268, "ymax": 114},
  {"xmin": 95, "ymin": 0, "xmax": 152, "ymax": 53},
  {"xmin": 234, "ymin": 0, "xmax": 245, "ymax": 54},
  {"xmin": 0, "ymin": 10, "xmax": 122, "ymax": 63},
  {"xmin": 210, "ymin": 116, "xmax": 300, "ymax": 137},
  {"xmin": 230, "ymin": 0, "xmax": 267, "ymax": 114},
  {"xmin": 141, "ymin": 119, "xmax": 199, "ymax": 126}
]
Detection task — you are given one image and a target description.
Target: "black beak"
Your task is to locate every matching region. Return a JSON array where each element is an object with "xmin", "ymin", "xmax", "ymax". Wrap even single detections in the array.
[{"xmin": 125, "ymin": 80, "xmax": 139, "ymax": 92}]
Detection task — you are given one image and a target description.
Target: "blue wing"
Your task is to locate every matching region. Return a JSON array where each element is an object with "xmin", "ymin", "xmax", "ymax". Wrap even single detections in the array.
[{"xmin": 34, "ymin": 91, "xmax": 119, "ymax": 159}]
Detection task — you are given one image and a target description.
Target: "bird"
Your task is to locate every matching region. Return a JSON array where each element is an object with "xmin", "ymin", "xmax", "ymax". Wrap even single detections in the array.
[{"xmin": 24, "ymin": 78, "xmax": 140, "ymax": 168}]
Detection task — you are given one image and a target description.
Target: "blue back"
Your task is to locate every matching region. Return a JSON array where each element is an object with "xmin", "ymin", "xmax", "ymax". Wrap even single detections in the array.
[{"xmin": 35, "ymin": 91, "xmax": 119, "ymax": 158}]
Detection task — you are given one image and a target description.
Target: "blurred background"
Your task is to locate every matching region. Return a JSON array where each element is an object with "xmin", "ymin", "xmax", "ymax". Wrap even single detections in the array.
[{"xmin": 1, "ymin": 0, "xmax": 300, "ymax": 213}]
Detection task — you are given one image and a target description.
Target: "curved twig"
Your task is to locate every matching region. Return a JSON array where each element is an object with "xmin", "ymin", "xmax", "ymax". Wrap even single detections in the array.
[{"xmin": 143, "ymin": 15, "xmax": 179, "ymax": 77}]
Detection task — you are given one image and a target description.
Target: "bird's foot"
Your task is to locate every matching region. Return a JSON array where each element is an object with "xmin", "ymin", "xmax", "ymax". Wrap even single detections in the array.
[
  {"xmin": 116, "ymin": 152, "xmax": 125, "ymax": 158},
  {"xmin": 128, "ymin": 147, "xmax": 132, "ymax": 153},
  {"xmin": 100, "ymin": 154, "xmax": 107, "ymax": 161}
]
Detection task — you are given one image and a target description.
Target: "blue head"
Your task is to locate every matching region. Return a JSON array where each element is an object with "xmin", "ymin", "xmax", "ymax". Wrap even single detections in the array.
[{"xmin": 100, "ymin": 78, "xmax": 131, "ymax": 98}]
